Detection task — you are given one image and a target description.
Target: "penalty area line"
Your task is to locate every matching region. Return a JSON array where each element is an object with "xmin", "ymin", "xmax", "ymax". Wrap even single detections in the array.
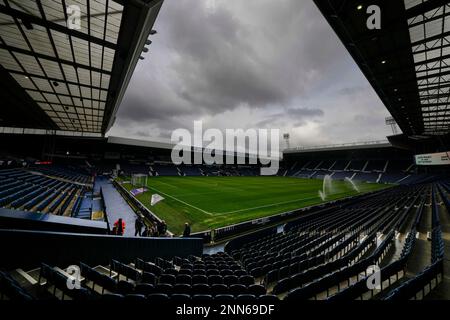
[
  {"xmin": 145, "ymin": 185, "xmax": 213, "ymax": 216},
  {"xmin": 210, "ymin": 195, "xmax": 320, "ymax": 215}
]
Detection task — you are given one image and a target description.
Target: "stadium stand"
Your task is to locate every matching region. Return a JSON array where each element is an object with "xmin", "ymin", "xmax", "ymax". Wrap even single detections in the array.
[
  {"xmin": 1, "ymin": 180, "xmax": 448, "ymax": 301},
  {"xmin": 181, "ymin": 165, "xmax": 203, "ymax": 176},
  {"xmin": 0, "ymin": 167, "xmax": 92, "ymax": 217}
]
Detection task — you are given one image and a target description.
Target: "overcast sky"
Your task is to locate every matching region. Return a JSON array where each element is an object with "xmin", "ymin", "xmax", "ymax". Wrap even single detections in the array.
[{"xmin": 107, "ymin": 0, "xmax": 395, "ymax": 149}]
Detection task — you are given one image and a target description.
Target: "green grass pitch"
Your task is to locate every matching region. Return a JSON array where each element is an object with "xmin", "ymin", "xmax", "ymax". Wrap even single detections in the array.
[{"xmin": 119, "ymin": 176, "xmax": 390, "ymax": 235}]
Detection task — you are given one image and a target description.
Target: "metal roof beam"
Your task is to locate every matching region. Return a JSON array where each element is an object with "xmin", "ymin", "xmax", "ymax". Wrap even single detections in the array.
[
  {"xmin": 411, "ymin": 30, "xmax": 450, "ymax": 47},
  {"xmin": 405, "ymin": 0, "xmax": 450, "ymax": 19},
  {"xmin": 5, "ymin": 69, "xmax": 106, "ymax": 91},
  {"xmin": 0, "ymin": 43, "xmax": 111, "ymax": 76},
  {"xmin": 0, "ymin": 4, "xmax": 117, "ymax": 50}
]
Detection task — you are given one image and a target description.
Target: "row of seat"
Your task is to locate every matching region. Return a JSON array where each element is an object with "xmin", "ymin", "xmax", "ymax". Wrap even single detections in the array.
[
  {"xmin": 0, "ymin": 169, "xmax": 87, "ymax": 216},
  {"xmin": 99, "ymin": 293, "xmax": 279, "ymax": 302},
  {"xmin": 383, "ymin": 182, "xmax": 448, "ymax": 300},
  {"xmin": 110, "ymin": 259, "xmax": 253, "ymax": 286},
  {"xmin": 328, "ymin": 189, "xmax": 430, "ymax": 301},
  {"xmin": 235, "ymin": 186, "xmax": 417, "ymax": 285},
  {"xmin": 226, "ymin": 183, "xmax": 429, "ymax": 300},
  {"xmin": 384, "ymin": 260, "xmax": 444, "ymax": 300},
  {"xmin": 29, "ymin": 166, "xmax": 92, "ymax": 185},
  {"xmin": 35, "ymin": 261, "xmax": 264, "ymax": 300},
  {"xmin": 0, "ymin": 271, "xmax": 33, "ymax": 301}
]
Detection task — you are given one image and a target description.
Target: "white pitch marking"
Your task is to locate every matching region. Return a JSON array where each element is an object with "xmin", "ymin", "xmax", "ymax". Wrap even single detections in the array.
[
  {"xmin": 146, "ymin": 184, "xmax": 322, "ymax": 216},
  {"xmin": 214, "ymin": 196, "xmax": 321, "ymax": 215},
  {"xmin": 144, "ymin": 178, "xmax": 376, "ymax": 217},
  {"xmin": 146, "ymin": 185, "xmax": 214, "ymax": 215}
]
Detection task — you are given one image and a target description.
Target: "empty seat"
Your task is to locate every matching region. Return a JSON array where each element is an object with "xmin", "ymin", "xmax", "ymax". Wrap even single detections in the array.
[
  {"xmin": 141, "ymin": 262, "xmax": 163, "ymax": 276},
  {"xmin": 176, "ymin": 274, "xmax": 192, "ymax": 285},
  {"xmin": 178, "ymin": 269, "xmax": 193, "ymax": 276},
  {"xmin": 70, "ymin": 287, "xmax": 92, "ymax": 301},
  {"xmin": 239, "ymin": 275, "xmax": 255, "ymax": 286},
  {"xmin": 135, "ymin": 283, "xmax": 155, "ymax": 295},
  {"xmin": 159, "ymin": 274, "xmax": 176, "ymax": 285},
  {"xmin": 229, "ymin": 284, "xmax": 247, "ymax": 296},
  {"xmin": 208, "ymin": 275, "xmax": 223, "ymax": 285},
  {"xmin": 261, "ymin": 264, "xmax": 272, "ymax": 276},
  {"xmin": 180, "ymin": 264, "xmax": 193, "ymax": 270},
  {"xmin": 206, "ymin": 269, "xmax": 220, "ymax": 276},
  {"xmin": 258, "ymin": 294, "xmax": 279, "ymax": 302},
  {"xmin": 155, "ymin": 283, "xmax": 173, "ymax": 295},
  {"xmin": 100, "ymin": 293, "xmax": 124, "ymax": 301},
  {"xmin": 192, "ymin": 275, "xmax": 208, "ymax": 285},
  {"xmin": 236, "ymin": 294, "xmax": 257, "ymax": 302},
  {"xmin": 215, "ymin": 294, "xmax": 235, "ymax": 301},
  {"xmin": 192, "ymin": 294, "xmax": 213, "ymax": 302},
  {"xmin": 224, "ymin": 275, "xmax": 239, "ymax": 286},
  {"xmin": 117, "ymin": 280, "xmax": 134, "ymax": 295},
  {"xmin": 250, "ymin": 267, "xmax": 263, "ymax": 278},
  {"xmin": 220, "ymin": 269, "xmax": 233, "ymax": 276},
  {"xmin": 279, "ymin": 266, "xmax": 290, "ymax": 280},
  {"xmin": 147, "ymin": 293, "xmax": 170, "ymax": 302},
  {"xmin": 173, "ymin": 284, "xmax": 191, "ymax": 295},
  {"xmin": 264, "ymin": 269, "xmax": 279, "ymax": 285},
  {"xmin": 248, "ymin": 284, "xmax": 266, "ymax": 296},
  {"xmin": 193, "ymin": 269, "xmax": 207, "ymax": 276},
  {"xmin": 141, "ymin": 272, "xmax": 156, "ymax": 285},
  {"xmin": 98, "ymin": 274, "xmax": 117, "ymax": 293},
  {"xmin": 234, "ymin": 270, "xmax": 248, "ymax": 277},
  {"xmin": 171, "ymin": 294, "xmax": 191, "ymax": 302},
  {"xmin": 191, "ymin": 284, "xmax": 210, "ymax": 295},
  {"xmin": 164, "ymin": 268, "xmax": 178, "ymax": 276},
  {"xmin": 211, "ymin": 284, "xmax": 229, "ymax": 295},
  {"xmin": 124, "ymin": 294, "xmax": 146, "ymax": 302}
]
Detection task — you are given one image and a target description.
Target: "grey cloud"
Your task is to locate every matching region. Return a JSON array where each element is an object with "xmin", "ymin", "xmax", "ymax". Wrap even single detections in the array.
[
  {"xmin": 255, "ymin": 107, "xmax": 323, "ymax": 129},
  {"xmin": 337, "ymin": 86, "xmax": 368, "ymax": 96},
  {"xmin": 108, "ymin": 0, "xmax": 394, "ymax": 146},
  {"xmin": 285, "ymin": 107, "xmax": 324, "ymax": 118}
]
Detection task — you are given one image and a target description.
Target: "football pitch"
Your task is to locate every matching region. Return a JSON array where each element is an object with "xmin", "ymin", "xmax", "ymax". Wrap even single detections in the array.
[{"xmin": 120, "ymin": 176, "xmax": 390, "ymax": 235}]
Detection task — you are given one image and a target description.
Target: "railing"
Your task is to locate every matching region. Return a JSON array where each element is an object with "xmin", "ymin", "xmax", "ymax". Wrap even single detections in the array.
[
  {"xmin": 0, "ymin": 229, "xmax": 203, "ymax": 269},
  {"xmin": 112, "ymin": 179, "xmax": 164, "ymax": 227},
  {"xmin": 0, "ymin": 207, "xmax": 107, "ymax": 235}
]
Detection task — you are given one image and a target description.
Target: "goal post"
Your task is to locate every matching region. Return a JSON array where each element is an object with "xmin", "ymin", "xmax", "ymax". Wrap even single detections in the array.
[{"xmin": 131, "ymin": 174, "xmax": 148, "ymax": 189}]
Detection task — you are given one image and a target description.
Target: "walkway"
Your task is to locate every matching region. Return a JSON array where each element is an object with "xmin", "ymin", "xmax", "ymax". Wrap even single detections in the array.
[{"xmin": 95, "ymin": 176, "xmax": 137, "ymax": 237}]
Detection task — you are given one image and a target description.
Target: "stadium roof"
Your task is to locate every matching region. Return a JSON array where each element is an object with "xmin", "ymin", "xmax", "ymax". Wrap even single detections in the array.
[
  {"xmin": 107, "ymin": 135, "xmax": 174, "ymax": 150},
  {"xmin": 284, "ymin": 140, "xmax": 392, "ymax": 154},
  {"xmin": 0, "ymin": 0, "xmax": 163, "ymax": 135},
  {"xmin": 314, "ymin": 0, "xmax": 450, "ymax": 137}
]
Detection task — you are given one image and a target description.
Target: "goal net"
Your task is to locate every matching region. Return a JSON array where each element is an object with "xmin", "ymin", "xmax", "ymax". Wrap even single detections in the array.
[{"xmin": 131, "ymin": 174, "xmax": 148, "ymax": 188}]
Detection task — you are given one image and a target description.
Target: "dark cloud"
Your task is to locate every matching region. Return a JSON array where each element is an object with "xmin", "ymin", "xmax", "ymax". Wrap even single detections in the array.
[
  {"xmin": 285, "ymin": 108, "xmax": 324, "ymax": 118},
  {"xmin": 109, "ymin": 0, "xmax": 393, "ymax": 146},
  {"xmin": 337, "ymin": 86, "xmax": 368, "ymax": 96},
  {"xmin": 256, "ymin": 107, "xmax": 324, "ymax": 128}
]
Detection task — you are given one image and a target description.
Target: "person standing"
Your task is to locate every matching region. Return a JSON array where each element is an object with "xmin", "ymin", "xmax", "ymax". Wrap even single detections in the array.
[
  {"xmin": 142, "ymin": 225, "xmax": 149, "ymax": 237},
  {"xmin": 113, "ymin": 218, "xmax": 125, "ymax": 236},
  {"xmin": 158, "ymin": 220, "xmax": 167, "ymax": 236},
  {"xmin": 183, "ymin": 222, "xmax": 191, "ymax": 238},
  {"xmin": 134, "ymin": 217, "xmax": 143, "ymax": 237},
  {"xmin": 149, "ymin": 225, "xmax": 156, "ymax": 237},
  {"xmin": 114, "ymin": 218, "xmax": 125, "ymax": 236}
]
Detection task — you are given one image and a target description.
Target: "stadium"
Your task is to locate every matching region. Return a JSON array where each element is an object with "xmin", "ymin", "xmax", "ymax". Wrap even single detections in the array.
[{"xmin": 0, "ymin": 0, "xmax": 449, "ymax": 309}]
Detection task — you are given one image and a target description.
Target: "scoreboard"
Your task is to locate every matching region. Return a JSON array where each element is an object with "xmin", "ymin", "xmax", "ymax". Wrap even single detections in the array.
[{"xmin": 415, "ymin": 152, "xmax": 450, "ymax": 166}]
